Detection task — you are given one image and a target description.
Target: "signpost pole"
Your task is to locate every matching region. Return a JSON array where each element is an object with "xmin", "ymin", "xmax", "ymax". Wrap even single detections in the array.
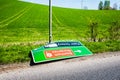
[{"xmin": 49, "ymin": 0, "xmax": 52, "ymax": 43}]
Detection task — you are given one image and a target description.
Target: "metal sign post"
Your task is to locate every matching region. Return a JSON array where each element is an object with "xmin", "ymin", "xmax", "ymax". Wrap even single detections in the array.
[{"xmin": 49, "ymin": 0, "xmax": 52, "ymax": 43}]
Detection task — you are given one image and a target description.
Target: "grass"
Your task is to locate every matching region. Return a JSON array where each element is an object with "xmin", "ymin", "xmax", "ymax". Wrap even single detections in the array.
[
  {"xmin": 0, "ymin": 43, "xmax": 43, "ymax": 64},
  {"xmin": 83, "ymin": 40, "xmax": 120, "ymax": 53},
  {"xmin": 0, "ymin": 0, "xmax": 120, "ymax": 64}
]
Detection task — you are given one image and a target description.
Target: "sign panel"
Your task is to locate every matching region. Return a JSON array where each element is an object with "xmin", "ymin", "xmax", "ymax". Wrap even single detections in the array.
[
  {"xmin": 45, "ymin": 49, "xmax": 74, "ymax": 58},
  {"xmin": 31, "ymin": 41, "xmax": 93, "ymax": 63}
]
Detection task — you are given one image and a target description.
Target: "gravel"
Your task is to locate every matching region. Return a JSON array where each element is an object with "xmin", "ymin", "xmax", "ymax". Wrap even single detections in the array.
[{"xmin": 0, "ymin": 51, "xmax": 120, "ymax": 80}]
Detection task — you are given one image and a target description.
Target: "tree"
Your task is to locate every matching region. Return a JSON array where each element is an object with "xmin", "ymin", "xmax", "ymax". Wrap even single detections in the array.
[
  {"xmin": 119, "ymin": 5, "xmax": 120, "ymax": 10},
  {"xmin": 104, "ymin": 0, "xmax": 110, "ymax": 10},
  {"xmin": 113, "ymin": 3, "xmax": 118, "ymax": 10},
  {"xmin": 84, "ymin": 6, "xmax": 88, "ymax": 10},
  {"xmin": 98, "ymin": 1, "xmax": 103, "ymax": 10}
]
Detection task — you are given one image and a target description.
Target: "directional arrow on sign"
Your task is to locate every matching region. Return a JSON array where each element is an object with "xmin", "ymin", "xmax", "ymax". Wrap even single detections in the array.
[{"xmin": 74, "ymin": 50, "xmax": 82, "ymax": 53}]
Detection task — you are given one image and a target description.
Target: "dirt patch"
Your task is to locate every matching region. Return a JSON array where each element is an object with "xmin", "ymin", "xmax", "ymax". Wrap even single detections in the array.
[{"xmin": 0, "ymin": 62, "xmax": 29, "ymax": 74}]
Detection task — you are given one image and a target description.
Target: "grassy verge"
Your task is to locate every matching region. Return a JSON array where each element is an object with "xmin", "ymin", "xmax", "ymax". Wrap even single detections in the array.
[
  {"xmin": 0, "ymin": 42, "xmax": 43, "ymax": 64},
  {"xmin": 0, "ymin": 40, "xmax": 119, "ymax": 64},
  {"xmin": 84, "ymin": 40, "xmax": 120, "ymax": 53}
]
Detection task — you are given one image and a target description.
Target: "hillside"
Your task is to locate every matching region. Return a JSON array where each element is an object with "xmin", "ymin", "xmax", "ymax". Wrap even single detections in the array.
[
  {"xmin": 0, "ymin": 0, "xmax": 120, "ymax": 64},
  {"xmin": 0, "ymin": 0, "xmax": 120, "ymax": 43}
]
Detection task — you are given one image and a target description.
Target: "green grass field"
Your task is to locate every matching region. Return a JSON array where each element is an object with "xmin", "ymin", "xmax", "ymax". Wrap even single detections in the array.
[{"xmin": 0, "ymin": 0, "xmax": 120, "ymax": 64}]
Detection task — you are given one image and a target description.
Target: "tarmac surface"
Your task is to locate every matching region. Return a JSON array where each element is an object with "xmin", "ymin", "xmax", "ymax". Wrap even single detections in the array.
[{"xmin": 0, "ymin": 52, "xmax": 120, "ymax": 80}]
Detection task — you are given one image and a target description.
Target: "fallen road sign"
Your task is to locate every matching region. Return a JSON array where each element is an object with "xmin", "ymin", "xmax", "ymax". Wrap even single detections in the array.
[{"xmin": 29, "ymin": 40, "xmax": 93, "ymax": 65}]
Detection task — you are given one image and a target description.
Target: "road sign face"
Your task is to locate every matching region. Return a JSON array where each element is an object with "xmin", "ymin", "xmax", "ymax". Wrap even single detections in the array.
[
  {"xmin": 45, "ymin": 49, "xmax": 74, "ymax": 58},
  {"xmin": 31, "ymin": 41, "xmax": 93, "ymax": 63}
]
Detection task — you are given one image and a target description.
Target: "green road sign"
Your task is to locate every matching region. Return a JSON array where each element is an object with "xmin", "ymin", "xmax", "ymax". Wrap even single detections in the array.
[{"xmin": 30, "ymin": 41, "xmax": 92, "ymax": 64}]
